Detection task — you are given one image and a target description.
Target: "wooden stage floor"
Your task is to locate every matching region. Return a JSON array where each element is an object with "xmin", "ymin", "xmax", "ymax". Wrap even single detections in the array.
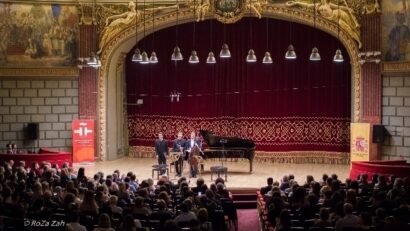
[{"xmin": 75, "ymin": 157, "xmax": 350, "ymax": 189}]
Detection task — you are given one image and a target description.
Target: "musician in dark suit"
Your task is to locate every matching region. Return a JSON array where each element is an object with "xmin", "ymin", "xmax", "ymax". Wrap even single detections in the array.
[
  {"xmin": 172, "ymin": 131, "xmax": 185, "ymax": 177},
  {"xmin": 155, "ymin": 132, "xmax": 169, "ymax": 174},
  {"xmin": 185, "ymin": 131, "xmax": 202, "ymax": 178}
]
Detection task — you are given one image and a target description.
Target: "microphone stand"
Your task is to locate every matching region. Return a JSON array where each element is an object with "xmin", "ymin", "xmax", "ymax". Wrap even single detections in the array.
[{"xmin": 219, "ymin": 139, "xmax": 227, "ymax": 167}]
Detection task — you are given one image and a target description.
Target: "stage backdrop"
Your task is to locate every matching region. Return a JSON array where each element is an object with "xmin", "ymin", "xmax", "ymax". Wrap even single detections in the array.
[{"xmin": 126, "ymin": 18, "xmax": 351, "ymax": 164}]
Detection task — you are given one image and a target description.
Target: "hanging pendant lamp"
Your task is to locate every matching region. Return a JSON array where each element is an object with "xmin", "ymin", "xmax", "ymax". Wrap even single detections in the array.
[
  {"xmin": 189, "ymin": 50, "xmax": 199, "ymax": 63},
  {"xmin": 246, "ymin": 49, "xmax": 257, "ymax": 62},
  {"xmin": 206, "ymin": 51, "xmax": 216, "ymax": 63},
  {"xmin": 285, "ymin": 44, "xmax": 297, "ymax": 59},
  {"xmin": 333, "ymin": 0, "xmax": 344, "ymax": 62},
  {"xmin": 262, "ymin": 51, "xmax": 273, "ymax": 64},
  {"xmin": 309, "ymin": 47, "xmax": 321, "ymax": 61}
]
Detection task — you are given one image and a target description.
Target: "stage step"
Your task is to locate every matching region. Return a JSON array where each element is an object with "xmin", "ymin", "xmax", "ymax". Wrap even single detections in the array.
[
  {"xmin": 233, "ymin": 200, "xmax": 257, "ymax": 209},
  {"xmin": 232, "ymin": 193, "xmax": 257, "ymax": 201},
  {"xmin": 231, "ymin": 190, "xmax": 257, "ymax": 209}
]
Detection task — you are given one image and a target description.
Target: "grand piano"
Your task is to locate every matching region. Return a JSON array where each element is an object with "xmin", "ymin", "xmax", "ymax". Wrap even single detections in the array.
[{"xmin": 199, "ymin": 130, "xmax": 256, "ymax": 172}]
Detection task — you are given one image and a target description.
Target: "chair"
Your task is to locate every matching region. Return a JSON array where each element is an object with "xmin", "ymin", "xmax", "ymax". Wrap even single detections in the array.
[
  {"xmin": 152, "ymin": 164, "xmax": 169, "ymax": 179},
  {"xmin": 304, "ymin": 219, "xmax": 315, "ymax": 229},
  {"xmin": 177, "ymin": 221, "xmax": 191, "ymax": 229},
  {"xmin": 211, "ymin": 209, "xmax": 227, "ymax": 231},
  {"xmin": 50, "ymin": 213, "xmax": 66, "ymax": 223},
  {"xmin": 290, "ymin": 227, "xmax": 305, "ymax": 231},
  {"xmin": 343, "ymin": 227, "xmax": 368, "ymax": 231},
  {"xmin": 0, "ymin": 216, "xmax": 24, "ymax": 230},
  {"xmin": 79, "ymin": 213, "xmax": 95, "ymax": 231},
  {"xmin": 291, "ymin": 220, "xmax": 303, "ymax": 227},
  {"xmin": 148, "ymin": 219, "xmax": 161, "ymax": 231},
  {"xmin": 220, "ymin": 199, "xmax": 238, "ymax": 231},
  {"xmin": 210, "ymin": 166, "xmax": 228, "ymax": 181},
  {"xmin": 310, "ymin": 227, "xmax": 336, "ymax": 231}
]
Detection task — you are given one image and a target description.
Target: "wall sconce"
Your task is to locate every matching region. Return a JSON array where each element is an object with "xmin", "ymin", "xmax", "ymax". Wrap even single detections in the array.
[
  {"xmin": 170, "ymin": 91, "xmax": 181, "ymax": 102},
  {"xmin": 77, "ymin": 53, "xmax": 101, "ymax": 69},
  {"xmin": 358, "ymin": 51, "xmax": 381, "ymax": 65}
]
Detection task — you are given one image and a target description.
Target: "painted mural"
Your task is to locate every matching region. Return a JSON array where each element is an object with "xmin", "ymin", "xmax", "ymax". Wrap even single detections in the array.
[
  {"xmin": 0, "ymin": 3, "xmax": 78, "ymax": 67},
  {"xmin": 383, "ymin": 0, "xmax": 410, "ymax": 61}
]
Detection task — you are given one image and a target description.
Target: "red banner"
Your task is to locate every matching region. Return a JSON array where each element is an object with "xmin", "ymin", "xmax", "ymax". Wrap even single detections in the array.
[{"xmin": 72, "ymin": 120, "xmax": 95, "ymax": 163}]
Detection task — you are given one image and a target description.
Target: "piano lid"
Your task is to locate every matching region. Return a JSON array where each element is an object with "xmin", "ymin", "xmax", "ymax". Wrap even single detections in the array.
[{"xmin": 200, "ymin": 130, "xmax": 255, "ymax": 149}]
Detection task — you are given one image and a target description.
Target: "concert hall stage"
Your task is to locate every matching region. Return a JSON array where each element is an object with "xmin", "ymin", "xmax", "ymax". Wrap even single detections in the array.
[{"xmin": 75, "ymin": 157, "xmax": 349, "ymax": 189}]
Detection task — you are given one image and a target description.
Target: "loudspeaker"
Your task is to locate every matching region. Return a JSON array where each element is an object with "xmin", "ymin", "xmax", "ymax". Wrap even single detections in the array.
[
  {"xmin": 26, "ymin": 123, "xmax": 39, "ymax": 140},
  {"xmin": 372, "ymin": 125, "xmax": 385, "ymax": 143}
]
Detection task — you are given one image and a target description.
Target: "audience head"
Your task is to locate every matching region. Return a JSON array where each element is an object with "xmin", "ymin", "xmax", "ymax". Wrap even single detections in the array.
[
  {"xmin": 343, "ymin": 203, "xmax": 354, "ymax": 215},
  {"xmin": 322, "ymin": 174, "xmax": 328, "ymax": 182},
  {"xmin": 97, "ymin": 213, "xmax": 111, "ymax": 228},
  {"xmin": 156, "ymin": 199, "xmax": 167, "ymax": 211},
  {"xmin": 267, "ymin": 177, "xmax": 274, "ymax": 185},
  {"xmin": 319, "ymin": 207, "xmax": 330, "ymax": 221},
  {"xmin": 121, "ymin": 214, "xmax": 142, "ymax": 230},
  {"xmin": 197, "ymin": 208, "xmax": 209, "ymax": 223},
  {"xmin": 109, "ymin": 195, "xmax": 118, "ymax": 205}
]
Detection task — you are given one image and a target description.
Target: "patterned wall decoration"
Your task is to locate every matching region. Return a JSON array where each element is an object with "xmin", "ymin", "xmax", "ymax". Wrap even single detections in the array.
[
  {"xmin": 0, "ymin": 3, "xmax": 78, "ymax": 67},
  {"xmin": 129, "ymin": 115, "xmax": 350, "ymax": 152},
  {"xmin": 382, "ymin": 0, "xmax": 410, "ymax": 61}
]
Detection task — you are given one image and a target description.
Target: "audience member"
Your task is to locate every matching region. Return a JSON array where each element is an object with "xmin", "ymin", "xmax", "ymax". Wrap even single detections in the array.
[
  {"xmin": 335, "ymin": 203, "xmax": 361, "ymax": 231},
  {"xmin": 93, "ymin": 213, "xmax": 115, "ymax": 231},
  {"xmin": 66, "ymin": 211, "xmax": 87, "ymax": 231},
  {"xmin": 261, "ymin": 177, "xmax": 274, "ymax": 195},
  {"xmin": 174, "ymin": 199, "xmax": 197, "ymax": 223}
]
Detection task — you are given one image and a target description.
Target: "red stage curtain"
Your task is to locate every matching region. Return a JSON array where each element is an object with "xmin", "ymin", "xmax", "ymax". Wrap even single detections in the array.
[{"xmin": 126, "ymin": 18, "xmax": 351, "ymax": 154}]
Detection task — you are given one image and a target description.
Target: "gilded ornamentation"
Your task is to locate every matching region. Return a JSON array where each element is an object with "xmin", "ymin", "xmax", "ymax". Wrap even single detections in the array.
[
  {"xmin": 213, "ymin": 0, "xmax": 247, "ymax": 24},
  {"xmin": 285, "ymin": 0, "xmax": 361, "ymax": 48},
  {"xmin": 188, "ymin": 0, "xmax": 211, "ymax": 22},
  {"xmin": 78, "ymin": 1, "xmax": 95, "ymax": 25},
  {"xmin": 97, "ymin": 3, "xmax": 362, "ymax": 160},
  {"xmin": 382, "ymin": 62, "xmax": 410, "ymax": 74},
  {"xmin": 98, "ymin": 1, "xmax": 140, "ymax": 54},
  {"xmin": 98, "ymin": 1, "xmax": 179, "ymax": 54},
  {"xmin": 246, "ymin": 0, "xmax": 267, "ymax": 19},
  {"xmin": 361, "ymin": 0, "xmax": 380, "ymax": 15}
]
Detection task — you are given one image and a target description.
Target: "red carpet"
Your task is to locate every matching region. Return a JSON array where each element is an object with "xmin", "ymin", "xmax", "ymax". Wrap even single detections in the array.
[{"xmin": 233, "ymin": 209, "xmax": 260, "ymax": 231}]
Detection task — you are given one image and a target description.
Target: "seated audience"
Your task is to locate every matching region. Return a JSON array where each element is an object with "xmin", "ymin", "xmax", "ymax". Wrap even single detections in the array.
[{"xmin": 1, "ymin": 158, "xmax": 409, "ymax": 231}]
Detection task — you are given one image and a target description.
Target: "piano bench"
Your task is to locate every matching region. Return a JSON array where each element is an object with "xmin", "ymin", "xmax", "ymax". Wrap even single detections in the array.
[
  {"xmin": 210, "ymin": 166, "xmax": 228, "ymax": 182},
  {"xmin": 152, "ymin": 164, "xmax": 169, "ymax": 180}
]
